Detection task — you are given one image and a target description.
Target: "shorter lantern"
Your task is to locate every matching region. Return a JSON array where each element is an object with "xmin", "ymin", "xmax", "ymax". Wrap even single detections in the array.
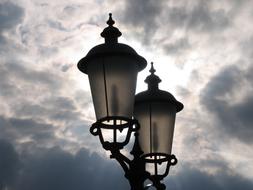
[
  {"xmin": 78, "ymin": 14, "xmax": 147, "ymax": 150},
  {"xmin": 134, "ymin": 63, "xmax": 183, "ymax": 180}
]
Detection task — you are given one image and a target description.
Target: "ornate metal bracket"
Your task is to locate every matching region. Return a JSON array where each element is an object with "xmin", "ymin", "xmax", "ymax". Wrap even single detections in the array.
[
  {"xmin": 89, "ymin": 118, "xmax": 177, "ymax": 190},
  {"xmin": 90, "ymin": 116, "xmax": 139, "ymax": 150}
]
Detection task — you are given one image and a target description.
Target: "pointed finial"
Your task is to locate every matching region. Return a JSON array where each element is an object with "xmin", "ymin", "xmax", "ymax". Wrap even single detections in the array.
[
  {"xmin": 107, "ymin": 13, "xmax": 115, "ymax": 26},
  {"xmin": 101, "ymin": 13, "xmax": 122, "ymax": 43},
  {"xmin": 145, "ymin": 62, "xmax": 161, "ymax": 90},
  {"xmin": 149, "ymin": 62, "xmax": 156, "ymax": 75},
  {"xmin": 130, "ymin": 132, "xmax": 144, "ymax": 157}
]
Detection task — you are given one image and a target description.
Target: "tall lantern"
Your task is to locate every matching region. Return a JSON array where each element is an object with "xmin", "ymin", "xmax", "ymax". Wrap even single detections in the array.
[
  {"xmin": 134, "ymin": 63, "xmax": 183, "ymax": 181},
  {"xmin": 78, "ymin": 14, "xmax": 147, "ymax": 150}
]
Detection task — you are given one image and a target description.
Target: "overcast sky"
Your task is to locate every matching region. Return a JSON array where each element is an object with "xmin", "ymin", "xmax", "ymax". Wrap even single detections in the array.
[{"xmin": 1, "ymin": 0, "xmax": 253, "ymax": 189}]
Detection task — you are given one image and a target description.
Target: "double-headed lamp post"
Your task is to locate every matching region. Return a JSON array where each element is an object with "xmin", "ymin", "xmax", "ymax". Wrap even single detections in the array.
[{"xmin": 77, "ymin": 14, "xmax": 183, "ymax": 190}]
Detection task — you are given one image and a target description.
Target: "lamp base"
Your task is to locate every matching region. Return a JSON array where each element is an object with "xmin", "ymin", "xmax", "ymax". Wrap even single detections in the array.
[{"xmin": 142, "ymin": 153, "xmax": 177, "ymax": 189}]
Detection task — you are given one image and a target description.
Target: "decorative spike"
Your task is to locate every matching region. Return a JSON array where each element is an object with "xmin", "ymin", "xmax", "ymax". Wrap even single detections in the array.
[
  {"xmin": 149, "ymin": 62, "xmax": 156, "ymax": 75},
  {"xmin": 107, "ymin": 13, "xmax": 115, "ymax": 26},
  {"xmin": 145, "ymin": 62, "xmax": 161, "ymax": 90},
  {"xmin": 130, "ymin": 132, "xmax": 144, "ymax": 158},
  {"xmin": 101, "ymin": 13, "xmax": 122, "ymax": 43}
]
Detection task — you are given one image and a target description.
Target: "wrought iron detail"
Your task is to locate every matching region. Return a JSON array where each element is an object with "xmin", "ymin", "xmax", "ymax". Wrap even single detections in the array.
[{"xmin": 90, "ymin": 119, "xmax": 177, "ymax": 190}]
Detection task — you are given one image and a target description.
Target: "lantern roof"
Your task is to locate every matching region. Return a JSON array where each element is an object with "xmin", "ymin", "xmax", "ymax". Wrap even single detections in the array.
[
  {"xmin": 77, "ymin": 13, "xmax": 147, "ymax": 74},
  {"xmin": 135, "ymin": 63, "xmax": 184, "ymax": 112}
]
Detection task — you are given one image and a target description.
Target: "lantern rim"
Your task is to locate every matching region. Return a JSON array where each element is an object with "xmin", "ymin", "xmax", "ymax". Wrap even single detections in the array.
[
  {"xmin": 90, "ymin": 116, "xmax": 139, "ymax": 150},
  {"xmin": 141, "ymin": 153, "xmax": 177, "ymax": 164},
  {"xmin": 77, "ymin": 43, "xmax": 147, "ymax": 74},
  {"xmin": 135, "ymin": 89, "xmax": 184, "ymax": 112}
]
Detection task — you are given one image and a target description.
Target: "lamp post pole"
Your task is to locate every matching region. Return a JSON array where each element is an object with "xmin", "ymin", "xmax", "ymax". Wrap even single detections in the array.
[{"xmin": 77, "ymin": 14, "xmax": 183, "ymax": 190}]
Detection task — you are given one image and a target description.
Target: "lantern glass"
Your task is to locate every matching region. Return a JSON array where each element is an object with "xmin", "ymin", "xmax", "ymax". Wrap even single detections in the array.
[
  {"xmin": 134, "ymin": 102, "xmax": 176, "ymax": 156},
  {"xmin": 87, "ymin": 55, "xmax": 138, "ymax": 120}
]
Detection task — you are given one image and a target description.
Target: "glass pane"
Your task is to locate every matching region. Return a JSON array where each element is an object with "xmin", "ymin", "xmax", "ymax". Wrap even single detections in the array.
[
  {"xmin": 145, "ymin": 161, "xmax": 167, "ymax": 176},
  {"xmin": 134, "ymin": 102, "xmax": 176, "ymax": 155},
  {"xmin": 87, "ymin": 55, "xmax": 138, "ymax": 120}
]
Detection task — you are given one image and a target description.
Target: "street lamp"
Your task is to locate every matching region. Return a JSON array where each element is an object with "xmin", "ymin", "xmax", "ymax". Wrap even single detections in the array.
[
  {"xmin": 78, "ymin": 13, "xmax": 146, "ymax": 151},
  {"xmin": 77, "ymin": 14, "xmax": 183, "ymax": 190},
  {"xmin": 134, "ymin": 62, "xmax": 183, "ymax": 189}
]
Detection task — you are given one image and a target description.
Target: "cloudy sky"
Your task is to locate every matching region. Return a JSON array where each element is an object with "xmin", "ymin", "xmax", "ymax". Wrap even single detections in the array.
[{"xmin": 1, "ymin": 0, "xmax": 253, "ymax": 189}]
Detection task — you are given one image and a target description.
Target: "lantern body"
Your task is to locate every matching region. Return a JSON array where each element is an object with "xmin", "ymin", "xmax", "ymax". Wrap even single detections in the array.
[
  {"xmin": 134, "ymin": 101, "xmax": 176, "ymax": 156},
  {"xmin": 78, "ymin": 15, "xmax": 147, "ymax": 149},
  {"xmin": 78, "ymin": 14, "xmax": 146, "ymax": 122},
  {"xmin": 134, "ymin": 63, "xmax": 183, "ymax": 176},
  {"xmin": 134, "ymin": 62, "xmax": 183, "ymax": 164},
  {"xmin": 87, "ymin": 56, "xmax": 138, "ymax": 120}
]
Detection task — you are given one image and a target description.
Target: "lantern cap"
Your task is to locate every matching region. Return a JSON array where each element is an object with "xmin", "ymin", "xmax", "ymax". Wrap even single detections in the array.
[
  {"xmin": 135, "ymin": 63, "xmax": 183, "ymax": 112},
  {"xmin": 101, "ymin": 13, "xmax": 122, "ymax": 44},
  {"xmin": 77, "ymin": 14, "xmax": 147, "ymax": 74},
  {"xmin": 144, "ymin": 62, "xmax": 161, "ymax": 91}
]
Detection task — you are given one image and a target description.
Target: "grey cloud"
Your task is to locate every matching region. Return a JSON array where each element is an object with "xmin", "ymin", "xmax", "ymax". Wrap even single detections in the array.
[
  {"xmin": 176, "ymin": 86, "xmax": 191, "ymax": 98},
  {"xmin": 61, "ymin": 63, "xmax": 73, "ymax": 72},
  {"xmin": 168, "ymin": 2, "xmax": 230, "ymax": 33},
  {"xmin": 0, "ymin": 58, "xmax": 92, "ymax": 147},
  {"xmin": 0, "ymin": 59, "xmax": 87, "ymax": 122},
  {"xmin": 12, "ymin": 98, "xmax": 82, "ymax": 124},
  {"xmin": 47, "ymin": 19, "xmax": 68, "ymax": 32},
  {"xmin": 0, "ymin": 140, "xmax": 19, "ymax": 189},
  {"xmin": 120, "ymin": 0, "xmax": 165, "ymax": 45},
  {"xmin": 37, "ymin": 45, "xmax": 59, "ymax": 57},
  {"xmin": 121, "ymin": 0, "xmax": 163, "ymax": 27},
  {"xmin": 0, "ymin": 59, "xmax": 93, "ymax": 147},
  {"xmin": 0, "ymin": 1, "xmax": 24, "ymax": 45},
  {"xmin": 42, "ymin": 96, "xmax": 76, "ymax": 111},
  {"xmin": 19, "ymin": 25, "xmax": 29, "ymax": 45},
  {"xmin": 166, "ymin": 161, "xmax": 253, "ymax": 190},
  {"xmin": 1, "ymin": 138, "xmax": 253, "ymax": 190},
  {"xmin": 0, "ymin": 60, "xmax": 67, "ymax": 113},
  {"xmin": 49, "ymin": 109, "xmax": 81, "ymax": 122},
  {"xmin": 63, "ymin": 4, "xmax": 82, "ymax": 16},
  {"xmin": 163, "ymin": 38, "xmax": 191, "ymax": 55},
  {"xmin": 120, "ymin": 0, "xmax": 231, "ymax": 54},
  {"xmin": 1, "ymin": 139, "xmax": 252, "ymax": 190},
  {"xmin": 0, "ymin": 116, "xmax": 56, "ymax": 146},
  {"xmin": 5, "ymin": 145, "xmax": 128, "ymax": 190},
  {"xmin": 0, "ymin": 69, "xmax": 17, "ymax": 97},
  {"xmin": 0, "ymin": 62, "xmax": 61, "ymax": 92},
  {"xmin": 200, "ymin": 65, "xmax": 253, "ymax": 144},
  {"xmin": 185, "ymin": 2, "xmax": 230, "ymax": 32},
  {"xmin": 122, "ymin": 0, "xmax": 231, "ymax": 33},
  {"xmin": 63, "ymin": 5, "xmax": 76, "ymax": 13},
  {"xmin": 0, "ymin": 100, "xmax": 88, "ymax": 148},
  {"xmin": 240, "ymin": 36, "xmax": 253, "ymax": 60},
  {"xmin": 0, "ymin": 1, "xmax": 24, "ymax": 32},
  {"xmin": 0, "ymin": 140, "xmax": 128, "ymax": 190}
]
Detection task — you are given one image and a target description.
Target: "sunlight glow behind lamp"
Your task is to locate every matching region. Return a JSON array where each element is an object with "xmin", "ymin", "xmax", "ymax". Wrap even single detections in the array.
[{"xmin": 77, "ymin": 14, "xmax": 183, "ymax": 190}]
